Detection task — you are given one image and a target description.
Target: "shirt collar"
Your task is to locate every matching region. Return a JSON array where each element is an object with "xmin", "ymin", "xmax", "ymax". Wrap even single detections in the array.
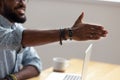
[{"xmin": 0, "ymin": 15, "xmax": 14, "ymax": 28}]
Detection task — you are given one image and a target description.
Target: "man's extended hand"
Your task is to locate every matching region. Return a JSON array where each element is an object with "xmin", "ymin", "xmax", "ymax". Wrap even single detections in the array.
[{"xmin": 72, "ymin": 12, "xmax": 108, "ymax": 41}]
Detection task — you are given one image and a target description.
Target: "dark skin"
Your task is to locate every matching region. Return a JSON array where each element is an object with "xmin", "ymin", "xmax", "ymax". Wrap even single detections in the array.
[{"xmin": 0, "ymin": 0, "xmax": 108, "ymax": 80}]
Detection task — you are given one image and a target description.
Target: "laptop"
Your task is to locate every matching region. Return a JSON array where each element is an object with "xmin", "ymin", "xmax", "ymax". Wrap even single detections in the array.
[{"xmin": 45, "ymin": 44, "xmax": 93, "ymax": 80}]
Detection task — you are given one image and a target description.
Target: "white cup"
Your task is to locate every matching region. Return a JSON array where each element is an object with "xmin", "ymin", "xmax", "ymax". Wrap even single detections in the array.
[{"xmin": 53, "ymin": 57, "xmax": 69, "ymax": 72}]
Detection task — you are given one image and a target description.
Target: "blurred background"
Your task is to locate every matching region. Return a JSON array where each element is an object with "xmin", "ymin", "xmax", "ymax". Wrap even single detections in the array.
[{"xmin": 24, "ymin": 0, "xmax": 120, "ymax": 69}]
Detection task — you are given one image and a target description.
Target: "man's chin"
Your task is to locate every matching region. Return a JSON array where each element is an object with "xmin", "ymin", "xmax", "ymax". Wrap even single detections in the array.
[
  {"xmin": 15, "ymin": 15, "xmax": 26, "ymax": 23},
  {"xmin": 17, "ymin": 18, "xmax": 26, "ymax": 23},
  {"xmin": 14, "ymin": 18, "xmax": 26, "ymax": 23}
]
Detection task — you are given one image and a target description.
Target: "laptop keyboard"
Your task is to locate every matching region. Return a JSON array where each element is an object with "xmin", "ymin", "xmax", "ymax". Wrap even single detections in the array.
[{"xmin": 63, "ymin": 74, "xmax": 81, "ymax": 80}]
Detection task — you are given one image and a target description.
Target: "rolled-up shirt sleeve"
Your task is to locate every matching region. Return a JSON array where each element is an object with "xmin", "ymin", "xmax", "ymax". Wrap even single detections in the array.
[{"xmin": 21, "ymin": 47, "xmax": 42, "ymax": 73}]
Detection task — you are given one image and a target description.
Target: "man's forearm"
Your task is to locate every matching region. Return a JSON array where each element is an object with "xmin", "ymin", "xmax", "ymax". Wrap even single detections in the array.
[
  {"xmin": 21, "ymin": 29, "xmax": 61, "ymax": 47},
  {"xmin": 14, "ymin": 65, "xmax": 40, "ymax": 80}
]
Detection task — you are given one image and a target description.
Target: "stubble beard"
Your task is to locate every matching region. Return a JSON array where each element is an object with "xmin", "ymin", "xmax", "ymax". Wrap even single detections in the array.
[{"xmin": 3, "ymin": 5, "xmax": 26, "ymax": 23}]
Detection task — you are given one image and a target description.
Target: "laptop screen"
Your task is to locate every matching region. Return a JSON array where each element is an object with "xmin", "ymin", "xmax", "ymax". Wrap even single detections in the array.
[{"xmin": 81, "ymin": 44, "xmax": 93, "ymax": 80}]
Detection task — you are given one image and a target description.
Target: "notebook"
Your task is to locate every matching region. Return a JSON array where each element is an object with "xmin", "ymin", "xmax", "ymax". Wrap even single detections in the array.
[{"xmin": 45, "ymin": 44, "xmax": 93, "ymax": 80}]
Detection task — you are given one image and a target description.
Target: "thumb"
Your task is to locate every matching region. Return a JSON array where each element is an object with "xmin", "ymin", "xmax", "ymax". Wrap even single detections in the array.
[{"xmin": 73, "ymin": 12, "xmax": 84, "ymax": 27}]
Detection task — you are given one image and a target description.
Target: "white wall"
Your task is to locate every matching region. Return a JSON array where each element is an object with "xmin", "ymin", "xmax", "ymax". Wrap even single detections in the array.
[{"xmin": 24, "ymin": 0, "xmax": 120, "ymax": 69}]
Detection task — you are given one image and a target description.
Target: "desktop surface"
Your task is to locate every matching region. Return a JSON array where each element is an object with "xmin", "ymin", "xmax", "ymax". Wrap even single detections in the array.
[{"xmin": 28, "ymin": 59, "xmax": 120, "ymax": 80}]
